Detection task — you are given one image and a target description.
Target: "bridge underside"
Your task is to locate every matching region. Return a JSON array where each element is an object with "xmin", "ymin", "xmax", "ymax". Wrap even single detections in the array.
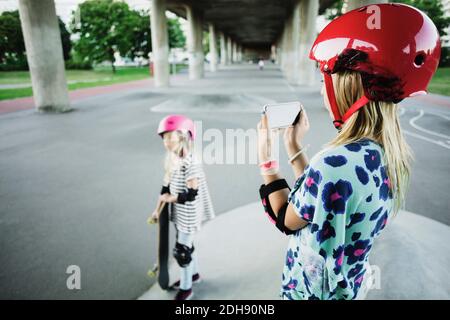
[{"xmin": 167, "ymin": 0, "xmax": 337, "ymax": 49}]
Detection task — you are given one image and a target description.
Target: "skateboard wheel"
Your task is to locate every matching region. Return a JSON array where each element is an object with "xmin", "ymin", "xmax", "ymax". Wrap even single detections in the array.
[{"xmin": 147, "ymin": 264, "xmax": 158, "ymax": 277}]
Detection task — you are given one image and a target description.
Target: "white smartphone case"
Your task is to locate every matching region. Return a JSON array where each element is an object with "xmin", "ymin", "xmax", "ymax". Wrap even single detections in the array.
[{"xmin": 264, "ymin": 101, "xmax": 302, "ymax": 129}]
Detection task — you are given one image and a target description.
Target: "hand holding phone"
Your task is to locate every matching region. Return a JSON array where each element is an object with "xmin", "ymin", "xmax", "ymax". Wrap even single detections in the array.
[
  {"xmin": 263, "ymin": 101, "xmax": 303, "ymax": 130},
  {"xmin": 283, "ymin": 105, "xmax": 310, "ymax": 155}
]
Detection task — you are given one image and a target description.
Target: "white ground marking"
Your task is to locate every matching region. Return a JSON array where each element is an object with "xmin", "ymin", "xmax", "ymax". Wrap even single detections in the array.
[
  {"xmin": 409, "ymin": 110, "xmax": 450, "ymax": 140},
  {"xmin": 403, "ymin": 129, "xmax": 450, "ymax": 150}
]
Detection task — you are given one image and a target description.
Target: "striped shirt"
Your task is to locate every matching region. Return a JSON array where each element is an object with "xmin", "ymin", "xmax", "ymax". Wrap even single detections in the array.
[{"xmin": 168, "ymin": 154, "xmax": 215, "ymax": 234}]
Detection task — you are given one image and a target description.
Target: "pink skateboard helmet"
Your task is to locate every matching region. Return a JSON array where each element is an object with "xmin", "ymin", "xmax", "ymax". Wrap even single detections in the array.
[{"xmin": 157, "ymin": 114, "xmax": 195, "ymax": 140}]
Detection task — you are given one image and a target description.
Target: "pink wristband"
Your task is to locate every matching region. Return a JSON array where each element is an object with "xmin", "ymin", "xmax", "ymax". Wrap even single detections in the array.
[{"xmin": 259, "ymin": 160, "xmax": 279, "ymax": 170}]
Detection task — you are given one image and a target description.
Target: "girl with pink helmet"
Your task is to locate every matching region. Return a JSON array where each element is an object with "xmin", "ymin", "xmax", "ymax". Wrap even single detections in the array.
[{"xmin": 150, "ymin": 114, "xmax": 215, "ymax": 300}]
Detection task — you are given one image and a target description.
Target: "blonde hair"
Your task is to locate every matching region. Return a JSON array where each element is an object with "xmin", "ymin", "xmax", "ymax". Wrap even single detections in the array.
[
  {"xmin": 163, "ymin": 130, "xmax": 192, "ymax": 184},
  {"xmin": 324, "ymin": 71, "xmax": 413, "ymax": 215}
]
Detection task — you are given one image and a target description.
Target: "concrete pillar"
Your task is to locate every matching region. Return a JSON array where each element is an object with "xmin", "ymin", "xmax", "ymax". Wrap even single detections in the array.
[
  {"xmin": 232, "ymin": 41, "xmax": 238, "ymax": 63},
  {"xmin": 276, "ymin": 35, "xmax": 283, "ymax": 67},
  {"xmin": 236, "ymin": 44, "xmax": 240, "ymax": 62},
  {"xmin": 208, "ymin": 24, "xmax": 218, "ymax": 72},
  {"xmin": 186, "ymin": 5, "xmax": 204, "ymax": 79},
  {"xmin": 291, "ymin": 10, "xmax": 299, "ymax": 82},
  {"xmin": 227, "ymin": 37, "xmax": 233, "ymax": 64},
  {"xmin": 270, "ymin": 45, "xmax": 277, "ymax": 62},
  {"xmin": 343, "ymin": 0, "xmax": 388, "ymax": 13},
  {"xmin": 18, "ymin": 0, "xmax": 70, "ymax": 112},
  {"xmin": 219, "ymin": 32, "xmax": 228, "ymax": 65},
  {"xmin": 297, "ymin": 0, "xmax": 319, "ymax": 86},
  {"xmin": 281, "ymin": 17, "xmax": 290, "ymax": 74},
  {"xmin": 274, "ymin": 43, "xmax": 280, "ymax": 65},
  {"xmin": 150, "ymin": 0, "xmax": 170, "ymax": 87},
  {"xmin": 287, "ymin": 2, "xmax": 301, "ymax": 84}
]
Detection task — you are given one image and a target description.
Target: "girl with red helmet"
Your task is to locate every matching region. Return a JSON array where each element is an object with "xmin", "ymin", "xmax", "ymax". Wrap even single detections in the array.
[
  {"xmin": 257, "ymin": 3, "xmax": 440, "ymax": 300},
  {"xmin": 150, "ymin": 114, "xmax": 215, "ymax": 300}
]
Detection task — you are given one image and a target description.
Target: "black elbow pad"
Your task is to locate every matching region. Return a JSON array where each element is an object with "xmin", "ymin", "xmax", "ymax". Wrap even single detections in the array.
[
  {"xmin": 276, "ymin": 202, "xmax": 296, "ymax": 235},
  {"xmin": 177, "ymin": 188, "xmax": 198, "ymax": 204},
  {"xmin": 259, "ymin": 179, "xmax": 295, "ymax": 235},
  {"xmin": 160, "ymin": 185, "xmax": 170, "ymax": 195}
]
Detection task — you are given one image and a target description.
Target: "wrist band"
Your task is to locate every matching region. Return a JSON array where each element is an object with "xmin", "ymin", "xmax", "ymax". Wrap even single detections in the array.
[
  {"xmin": 259, "ymin": 160, "xmax": 279, "ymax": 170},
  {"xmin": 259, "ymin": 160, "xmax": 279, "ymax": 175},
  {"xmin": 289, "ymin": 144, "xmax": 310, "ymax": 164}
]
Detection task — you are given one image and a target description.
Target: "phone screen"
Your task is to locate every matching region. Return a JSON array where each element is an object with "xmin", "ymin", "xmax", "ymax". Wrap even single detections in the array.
[{"xmin": 264, "ymin": 101, "xmax": 302, "ymax": 129}]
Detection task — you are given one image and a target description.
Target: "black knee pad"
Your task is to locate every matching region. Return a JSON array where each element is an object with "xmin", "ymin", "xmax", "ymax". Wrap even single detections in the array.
[{"xmin": 173, "ymin": 242, "xmax": 194, "ymax": 267}]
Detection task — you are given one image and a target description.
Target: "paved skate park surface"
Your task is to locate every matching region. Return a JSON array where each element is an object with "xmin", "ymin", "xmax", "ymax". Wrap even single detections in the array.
[
  {"xmin": 139, "ymin": 202, "xmax": 450, "ymax": 300},
  {"xmin": 1, "ymin": 65, "xmax": 449, "ymax": 299}
]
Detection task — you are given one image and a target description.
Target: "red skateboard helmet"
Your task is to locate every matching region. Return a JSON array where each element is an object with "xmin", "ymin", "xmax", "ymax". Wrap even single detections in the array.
[
  {"xmin": 157, "ymin": 114, "xmax": 196, "ymax": 140},
  {"xmin": 309, "ymin": 3, "xmax": 441, "ymax": 129}
]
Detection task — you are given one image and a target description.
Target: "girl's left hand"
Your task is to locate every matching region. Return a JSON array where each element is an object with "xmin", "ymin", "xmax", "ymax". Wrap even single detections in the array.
[
  {"xmin": 159, "ymin": 193, "xmax": 177, "ymax": 203},
  {"xmin": 283, "ymin": 108, "xmax": 310, "ymax": 155}
]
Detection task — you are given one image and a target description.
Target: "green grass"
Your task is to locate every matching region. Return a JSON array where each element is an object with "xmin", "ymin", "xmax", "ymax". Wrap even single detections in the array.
[
  {"xmin": 0, "ymin": 87, "xmax": 33, "ymax": 100},
  {"xmin": 0, "ymin": 65, "xmax": 186, "ymax": 100},
  {"xmin": 3, "ymin": 65, "xmax": 444, "ymax": 101},
  {"xmin": 428, "ymin": 67, "xmax": 450, "ymax": 96}
]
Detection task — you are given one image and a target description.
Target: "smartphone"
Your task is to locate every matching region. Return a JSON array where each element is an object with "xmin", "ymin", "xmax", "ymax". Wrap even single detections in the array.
[{"xmin": 263, "ymin": 101, "xmax": 302, "ymax": 129}]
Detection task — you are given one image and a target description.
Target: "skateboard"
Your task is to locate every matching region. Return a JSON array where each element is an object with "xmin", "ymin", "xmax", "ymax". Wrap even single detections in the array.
[{"xmin": 147, "ymin": 202, "xmax": 170, "ymax": 290}]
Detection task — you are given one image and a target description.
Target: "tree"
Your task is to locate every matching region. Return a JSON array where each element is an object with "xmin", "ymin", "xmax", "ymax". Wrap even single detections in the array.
[
  {"xmin": 59, "ymin": 18, "xmax": 72, "ymax": 61},
  {"xmin": 71, "ymin": 0, "xmax": 144, "ymax": 73},
  {"xmin": 0, "ymin": 10, "xmax": 26, "ymax": 68},
  {"xmin": 129, "ymin": 10, "xmax": 152, "ymax": 62},
  {"xmin": 324, "ymin": 0, "xmax": 344, "ymax": 21},
  {"xmin": 0, "ymin": 10, "xmax": 71, "ymax": 70},
  {"xmin": 127, "ymin": 14, "xmax": 186, "ymax": 62},
  {"xmin": 168, "ymin": 17, "xmax": 186, "ymax": 49},
  {"xmin": 202, "ymin": 31, "xmax": 210, "ymax": 56}
]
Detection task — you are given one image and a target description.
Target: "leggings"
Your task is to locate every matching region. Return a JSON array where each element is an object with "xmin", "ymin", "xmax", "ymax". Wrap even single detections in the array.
[{"xmin": 177, "ymin": 231, "xmax": 198, "ymax": 290}]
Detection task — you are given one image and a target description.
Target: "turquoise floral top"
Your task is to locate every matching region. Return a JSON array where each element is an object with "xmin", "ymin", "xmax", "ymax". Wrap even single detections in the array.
[{"xmin": 281, "ymin": 138, "xmax": 394, "ymax": 300}]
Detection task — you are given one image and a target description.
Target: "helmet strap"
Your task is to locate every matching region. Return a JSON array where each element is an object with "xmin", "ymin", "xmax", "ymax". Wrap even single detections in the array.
[
  {"xmin": 342, "ymin": 95, "xmax": 370, "ymax": 123},
  {"xmin": 323, "ymin": 73, "xmax": 370, "ymax": 130},
  {"xmin": 324, "ymin": 73, "xmax": 343, "ymax": 129}
]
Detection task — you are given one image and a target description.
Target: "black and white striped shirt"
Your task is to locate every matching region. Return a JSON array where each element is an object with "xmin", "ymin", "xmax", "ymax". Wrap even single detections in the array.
[{"xmin": 169, "ymin": 154, "xmax": 215, "ymax": 234}]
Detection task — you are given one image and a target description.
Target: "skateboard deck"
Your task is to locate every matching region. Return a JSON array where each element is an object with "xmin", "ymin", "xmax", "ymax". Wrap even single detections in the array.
[{"xmin": 147, "ymin": 202, "xmax": 170, "ymax": 290}]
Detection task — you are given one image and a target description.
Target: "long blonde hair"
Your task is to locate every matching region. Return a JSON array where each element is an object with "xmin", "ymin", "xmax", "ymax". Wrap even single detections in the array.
[
  {"xmin": 163, "ymin": 130, "xmax": 193, "ymax": 184},
  {"xmin": 324, "ymin": 71, "xmax": 413, "ymax": 215}
]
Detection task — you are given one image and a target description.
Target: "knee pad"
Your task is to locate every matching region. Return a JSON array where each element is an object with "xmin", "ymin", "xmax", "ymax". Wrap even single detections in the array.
[{"xmin": 173, "ymin": 242, "xmax": 194, "ymax": 267}]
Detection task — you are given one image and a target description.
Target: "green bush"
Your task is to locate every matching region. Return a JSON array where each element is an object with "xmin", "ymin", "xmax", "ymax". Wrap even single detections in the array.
[
  {"xmin": 439, "ymin": 47, "xmax": 450, "ymax": 67},
  {"xmin": 65, "ymin": 59, "xmax": 93, "ymax": 70},
  {"xmin": 0, "ymin": 56, "xmax": 28, "ymax": 71}
]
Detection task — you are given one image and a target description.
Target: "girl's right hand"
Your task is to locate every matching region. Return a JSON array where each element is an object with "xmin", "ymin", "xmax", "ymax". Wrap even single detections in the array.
[
  {"xmin": 283, "ymin": 108, "xmax": 310, "ymax": 155},
  {"xmin": 148, "ymin": 209, "xmax": 160, "ymax": 224}
]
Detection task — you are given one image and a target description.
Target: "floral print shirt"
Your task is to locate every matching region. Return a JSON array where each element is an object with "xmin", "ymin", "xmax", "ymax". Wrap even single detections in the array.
[{"xmin": 281, "ymin": 138, "xmax": 393, "ymax": 300}]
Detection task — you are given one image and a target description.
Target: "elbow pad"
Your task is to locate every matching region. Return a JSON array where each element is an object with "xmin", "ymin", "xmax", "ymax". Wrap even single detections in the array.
[
  {"xmin": 259, "ymin": 179, "xmax": 296, "ymax": 235},
  {"xmin": 160, "ymin": 185, "xmax": 170, "ymax": 195},
  {"xmin": 177, "ymin": 188, "xmax": 198, "ymax": 204}
]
